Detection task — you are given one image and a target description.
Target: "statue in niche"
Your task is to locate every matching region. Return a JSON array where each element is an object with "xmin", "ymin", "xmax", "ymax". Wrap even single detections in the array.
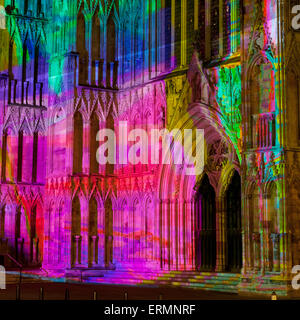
[
  {"xmin": 250, "ymin": 59, "xmax": 274, "ymax": 114},
  {"xmin": 0, "ymin": 5, "xmax": 5, "ymax": 30}
]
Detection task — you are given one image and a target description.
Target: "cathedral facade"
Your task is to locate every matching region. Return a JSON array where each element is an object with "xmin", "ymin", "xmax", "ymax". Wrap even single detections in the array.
[{"xmin": 0, "ymin": 0, "xmax": 300, "ymax": 297}]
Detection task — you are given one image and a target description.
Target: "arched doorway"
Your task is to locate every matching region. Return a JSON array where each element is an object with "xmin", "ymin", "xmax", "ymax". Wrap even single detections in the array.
[
  {"xmin": 71, "ymin": 197, "xmax": 81, "ymax": 267},
  {"xmin": 73, "ymin": 112, "xmax": 83, "ymax": 174},
  {"xmin": 195, "ymin": 174, "xmax": 216, "ymax": 271},
  {"xmin": 225, "ymin": 171, "xmax": 242, "ymax": 272},
  {"xmin": 104, "ymin": 198, "xmax": 113, "ymax": 268},
  {"xmin": 89, "ymin": 198, "xmax": 98, "ymax": 266}
]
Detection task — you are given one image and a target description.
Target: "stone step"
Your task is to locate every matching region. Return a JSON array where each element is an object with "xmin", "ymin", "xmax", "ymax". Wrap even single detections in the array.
[
  {"xmin": 80, "ymin": 270, "xmax": 242, "ymax": 292},
  {"xmin": 5, "ymin": 268, "xmax": 241, "ymax": 294},
  {"xmin": 76, "ymin": 275, "xmax": 239, "ymax": 293},
  {"xmin": 101, "ymin": 270, "xmax": 240, "ymax": 281}
]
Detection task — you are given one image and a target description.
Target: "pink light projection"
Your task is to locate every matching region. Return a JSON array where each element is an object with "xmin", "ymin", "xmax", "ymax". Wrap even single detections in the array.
[{"xmin": 0, "ymin": 0, "xmax": 292, "ymax": 299}]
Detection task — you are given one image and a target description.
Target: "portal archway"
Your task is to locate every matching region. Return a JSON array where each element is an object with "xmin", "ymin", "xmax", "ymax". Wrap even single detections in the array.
[
  {"xmin": 195, "ymin": 174, "xmax": 216, "ymax": 271},
  {"xmin": 225, "ymin": 171, "xmax": 242, "ymax": 272}
]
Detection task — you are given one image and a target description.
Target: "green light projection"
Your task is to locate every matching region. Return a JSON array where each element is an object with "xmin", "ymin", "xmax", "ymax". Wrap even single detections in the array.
[{"xmin": 216, "ymin": 64, "xmax": 242, "ymax": 162}]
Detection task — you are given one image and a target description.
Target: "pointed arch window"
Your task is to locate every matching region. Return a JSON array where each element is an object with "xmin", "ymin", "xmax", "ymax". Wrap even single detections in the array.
[
  {"xmin": 89, "ymin": 198, "xmax": 98, "ymax": 265},
  {"xmin": 223, "ymin": 0, "xmax": 231, "ymax": 55},
  {"xmin": 8, "ymin": 39, "xmax": 14, "ymax": 80},
  {"xmin": 77, "ymin": 12, "xmax": 87, "ymax": 84},
  {"xmin": 73, "ymin": 111, "xmax": 83, "ymax": 174},
  {"xmin": 211, "ymin": 0, "xmax": 220, "ymax": 58},
  {"xmin": 17, "ymin": 131, "xmax": 23, "ymax": 182},
  {"xmin": 165, "ymin": 0, "xmax": 172, "ymax": 71},
  {"xmin": 22, "ymin": 44, "xmax": 28, "ymax": 104},
  {"xmin": 30, "ymin": 205, "xmax": 37, "ymax": 240},
  {"xmin": 37, "ymin": 0, "xmax": 42, "ymax": 16},
  {"xmin": 106, "ymin": 10, "xmax": 116, "ymax": 88},
  {"xmin": 72, "ymin": 196, "xmax": 81, "ymax": 266},
  {"xmin": 287, "ymin": 67, "xmax": 300, "ymax": 145},
  {"xmin": 250, "ymin": 58, "xmax": 276, "ymax": 148},
  {"xmin": 24, "ymin": 0, "xmax": 29, "ymax": 15},
  {"xmin": 92, "ymin": 12, "xmax": 100, "ymax": 85},
  {"xmin": 1, "ymin": 131, "xmax": 7, "ymax": 181},
  {"xmin": 174, "ymin": 0, "xmax": 181, "ymax": 67},
  {"xmin": 186, "ymin": 0, "xmax": 195, "ymax": 63},
  {"xmin": 107, "ymin": 11, "xmax": 116, "ymax": 63},
  {"xmin": 32, "ymin": 131, "xmax": 38, "ymax": 183},
  {"xmin": 33, "ymin": 45, "xmax": 41, "ymax": 106},
  {"xmin": 197, "ymin": 0, "xmax": 206, "ymax": 59}
]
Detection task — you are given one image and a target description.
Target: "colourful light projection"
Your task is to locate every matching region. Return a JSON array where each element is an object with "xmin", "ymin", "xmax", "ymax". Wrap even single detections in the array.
[
  {"xmin": 0, "ymin": 0, "xmax": 288, "ymax": 297},
  {"xmin": 216, "ymin": 64, "xmax": 242, "ymax": 161}
]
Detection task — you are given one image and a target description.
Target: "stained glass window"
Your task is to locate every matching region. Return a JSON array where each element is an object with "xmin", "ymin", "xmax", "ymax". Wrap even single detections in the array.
[
  {"xmin": 198, "ymin": 0, "xmax": 206, "ymax": 59},
  {"xmin": 211, "ymin": 0, "xmax": 219, "ymax": 59},
  {"xmin": 223, "ymin": 0, "xmax": 231, "ymax": 55}
]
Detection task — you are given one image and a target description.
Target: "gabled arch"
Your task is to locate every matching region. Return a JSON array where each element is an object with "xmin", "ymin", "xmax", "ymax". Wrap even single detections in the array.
[
  {"xmin": 3, "ymin": 122, "xmax": 17, "ymax": 136},
  {"xmin": 247, "ymin": 53, "xmax": 276, "ymax": 114},
  {"xmin": 218, "ymin": 163, "xmax": 240, "ymax": 199},
  {"xmin": 19, "ymin": 118, "xmax": 32, "ymax": 136}
]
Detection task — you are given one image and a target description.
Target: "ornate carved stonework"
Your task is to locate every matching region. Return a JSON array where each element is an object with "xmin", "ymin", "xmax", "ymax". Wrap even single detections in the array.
[{"xmin": 206, "ymin": 140, "xmax": 229, "ymax": 172}]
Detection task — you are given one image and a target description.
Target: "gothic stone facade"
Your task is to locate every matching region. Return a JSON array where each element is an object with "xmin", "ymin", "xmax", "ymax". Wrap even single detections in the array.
[{"xmin": 0, "ymin": 0, "xmax": 300, "ymax": 297}]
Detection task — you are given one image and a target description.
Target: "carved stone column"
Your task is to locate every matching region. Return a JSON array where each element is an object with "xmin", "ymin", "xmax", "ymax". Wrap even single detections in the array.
[
  {"xmin": 216, "ymin": 196, "xmax": 226, "ymax": 272},
  {"xmin": 170, "ymin": 199, "xmax": 175, "ymax": 270},
  {"xmin": 191, "ymin": 198, "xmax": 195, "ymax": 270},
  {"xmin": 90, "ymin": 235, "xmax": 98, "ymax": 266},
  {"xmin": 16, "ymin": 238, "xmax": 24, "ymax": 263},
  {"xmin": 182, "ymin": 200, "xmax": 188, "ymax": 270},
  {"xmin": 6, "ymin": 204, "xmax": 16, "ymax": 253},
  {"xmin": 97, "ymin": 207, "xmax": 105, "ymax": 267},
  {"xmin": 80, "ymin": 198, "xmax": 89, "ymax": 267},
  {"xmin": 165, "ymin": 199, "xmax": 171, "ymax": 270},
  {"xmin": 20, "ymin": 207, "xmax": 30, "ymax": 263},
  {"xmin": 252, "ymin": 232, "xmax": 261, "ymax": 271},
  {"xmin": 104, "ymin": 198, "xmax": 114, "ymax": 269},
  {"xmin": 95, "ymin": 59, "xmax": 104, "ymax": 87},
  {"xmin": 262, "ymin": 193, "xmax": 272, "ymax": 273},
  {"xmin": 243, "ymin": 194, "xmax": 253, "ymax": 274},
  {"xmin": 33, "ymin": 237, "xmax": 39, "ymax": 264},
  {"xmin": 270, "ymin": 233, "xmax": 280, "ymax": 272},
  {"xmin": 74, "ymin": 235, "xmax": 81, "ymax": 266}
]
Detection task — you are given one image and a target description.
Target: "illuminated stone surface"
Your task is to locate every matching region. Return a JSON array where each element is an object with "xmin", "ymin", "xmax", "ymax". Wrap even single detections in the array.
[{"xmin": 0, "ymin": 0, "xmax": 299, "ymax": 298}]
